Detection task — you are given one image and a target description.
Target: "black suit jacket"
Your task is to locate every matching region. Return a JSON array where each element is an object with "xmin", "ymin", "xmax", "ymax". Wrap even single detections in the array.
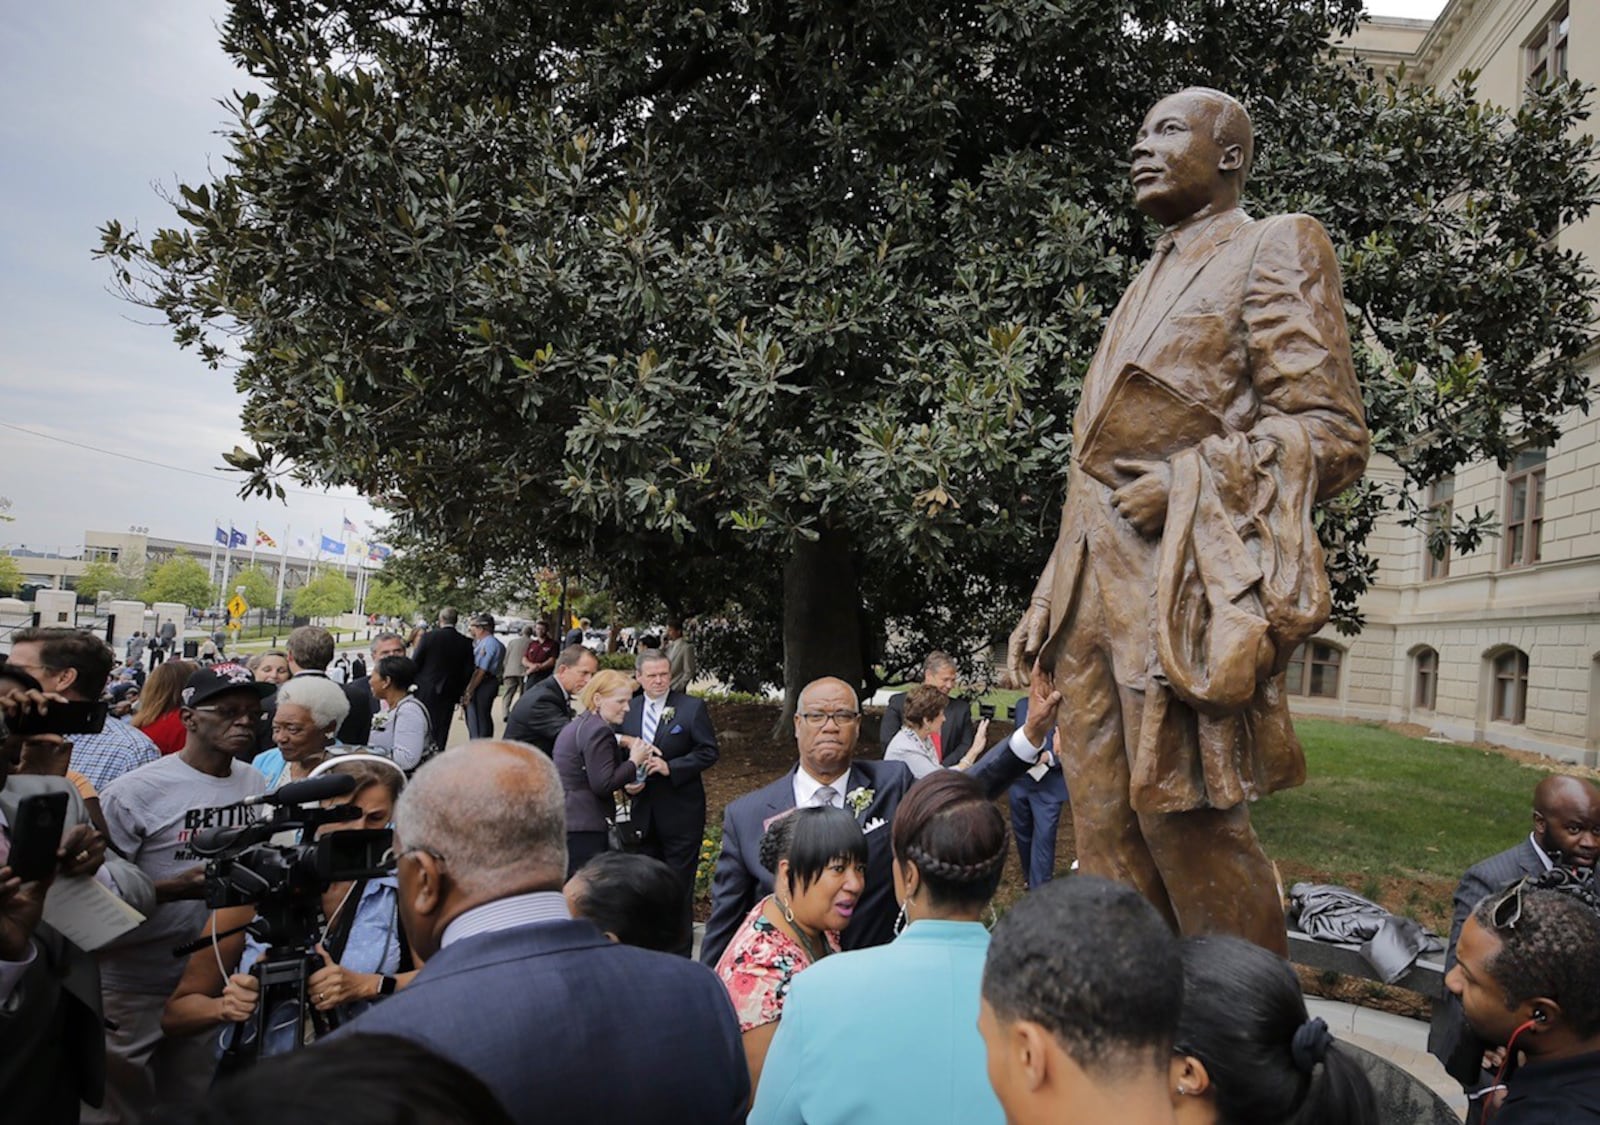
[
  {"xmin": 700, "ymin": 742, "xmax": 1032, "ymax": 967},
  {"xmin": 880, "ymin": 692, "xmax": 976, "ymax": 766},
  {"xmin": 619, "ymin": 692, "xmax": 718, "ymax": 837},
  {"xmin": 1428, "ymin": 836, "xmax": 1549, "ymax": 1084},
  {"xmin": 411, "ymin": 626, "xmax": 475, "ymax": 703},
  {"xmin": 338, "ymin": 677, "xmax": 373, "ymax": 746},
  {"xmin": 504, "ymin": 675, "xmax": 575, "ymax": 753},
  {"xmin": 338, "ymin": 919, "xmax": 748, "ymax": 1125}
]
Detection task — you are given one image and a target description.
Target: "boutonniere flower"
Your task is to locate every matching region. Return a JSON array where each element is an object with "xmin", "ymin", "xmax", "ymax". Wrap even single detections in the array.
[
  {"xmin": 660, "ymin": 706, "xmax": 676, "ymax": 726},
  {"xmin": 846, "ymin": 787, "xmax": 874, "ymax": 817}
]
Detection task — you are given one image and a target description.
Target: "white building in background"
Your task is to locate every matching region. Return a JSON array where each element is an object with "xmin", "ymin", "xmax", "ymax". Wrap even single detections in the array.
[
  {"xmin": 1292, "ymin": 1, "xmax": 1598, "ymax": 765},
  {"xmin": 6, "ymin": 527, "xmax": 329, "ymax": 605}
]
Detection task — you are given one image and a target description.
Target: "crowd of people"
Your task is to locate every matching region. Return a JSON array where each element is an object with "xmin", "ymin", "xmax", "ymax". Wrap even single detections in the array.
[{"xmin": 1, "ymin": 618, "xmax": 1599, "ymax": 1125}]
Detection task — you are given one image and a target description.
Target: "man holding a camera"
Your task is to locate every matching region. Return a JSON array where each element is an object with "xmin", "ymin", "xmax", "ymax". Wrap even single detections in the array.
[
  {"xmin": 6, "ymin": 627, "xmax": 159, "ymax": 793},
  {"xmin": 90, "ymin": 665, "xmax": 272, "ymax": 1124},
  {"xmin": 0, "ymin": 666, "xmax": 154, "ymax": 1121}
]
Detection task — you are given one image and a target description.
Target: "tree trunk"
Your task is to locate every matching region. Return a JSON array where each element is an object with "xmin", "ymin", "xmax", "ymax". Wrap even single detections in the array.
[{"xmin": 779, "ymin": 528, "xmax": 866, "ymax": 734}]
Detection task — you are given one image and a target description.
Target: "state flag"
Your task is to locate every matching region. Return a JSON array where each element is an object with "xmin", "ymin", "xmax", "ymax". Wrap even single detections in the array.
[
  {"xmin": 321, "ymin": 535, "xmax": 346, "ymax": 555},
  {"xmin": 256, "ymin": 528, "xmax": 277, "ymax": 548}
]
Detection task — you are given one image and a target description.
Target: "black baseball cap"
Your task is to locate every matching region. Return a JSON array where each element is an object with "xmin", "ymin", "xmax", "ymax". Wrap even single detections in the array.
[{"xmin": 182, "ymin": 663, "xmax": 276, "ymax": 708}]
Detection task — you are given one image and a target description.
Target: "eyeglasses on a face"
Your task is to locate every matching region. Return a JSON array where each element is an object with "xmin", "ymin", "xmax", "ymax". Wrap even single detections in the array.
[{"xmin": 796, "ymin": 710, "xmax": 861, "ymax": 727}]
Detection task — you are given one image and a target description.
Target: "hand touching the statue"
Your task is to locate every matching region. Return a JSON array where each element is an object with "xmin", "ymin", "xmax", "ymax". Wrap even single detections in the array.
[
  {"xmin": 1007, "ymin": 602, "xmax": 1049, "ymax": 688},
  {"xmin": 1021, "ymin": 663, "xmax": 1063, "ymax": 747},
  {"xmin": 1111, "ymin": 458, "xmax": 1171, "ymax": 537}
]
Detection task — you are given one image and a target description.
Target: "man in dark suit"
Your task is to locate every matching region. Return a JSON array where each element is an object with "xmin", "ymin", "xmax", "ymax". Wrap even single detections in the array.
[
  {"xmin": 346, "ymin": 631, "xmax": 407, "ymax": 725},
  {"xmin": 619, "ymin": 649, "xmax": 719, "ymax": 956},
  {"xmin": 338, "ymin": 741, "xmax": 749, "ymax": 1125},
  {"xmin": 1429, "ymin": 774, "xmax": 1600, "ymax": 1119},
  {"xmin": 701, "ymin": 670, "xmax": 1061, "ymax": 967},
  {"xmin": 504, "ymin": 646, "xmax": 598, "ymax": 753},
  {"xmin": 879, "ymin": 651, "xmax": 975, "ymax": 766},
  {"xmin": 410, "ymin": 608, "xmax": 475, "ymax": 750},
  {"xmin": 1008, "ymin": 693, "xmax": 1069, "ymax": 889}
]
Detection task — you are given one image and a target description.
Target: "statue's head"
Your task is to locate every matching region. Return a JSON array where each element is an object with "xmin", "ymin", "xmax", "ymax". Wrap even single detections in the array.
[{"xmin": 1129, "ymin": 88, "xmax": 1252, "ymax": 227}]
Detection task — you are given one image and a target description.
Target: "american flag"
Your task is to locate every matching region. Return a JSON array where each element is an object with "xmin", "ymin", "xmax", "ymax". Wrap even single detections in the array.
[{"xmin": 342, "ymin": 517, "xmax": 359, "ymax": 535}]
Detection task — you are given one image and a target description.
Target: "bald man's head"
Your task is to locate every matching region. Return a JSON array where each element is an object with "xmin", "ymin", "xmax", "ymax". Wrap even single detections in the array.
[
  {"xmin": 392, "ymin": 740, "xmax": 570, "ymax": 958},
  {"xmin": 793, "ymin": 677, "xmax": 862, "ymax": 784},
  {"xmin": 1532, "ymin": 775, "xmax": 1600, "ymax": 869}
]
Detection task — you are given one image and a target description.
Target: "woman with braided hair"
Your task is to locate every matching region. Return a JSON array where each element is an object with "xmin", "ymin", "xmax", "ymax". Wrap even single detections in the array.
[
  {"xmin": 1171, "ymin": 934, "xmax": 1378, "ymax": 1125},
  {"xmin": 748, "ymin": 770, "xmax": 1010, "ymax": 1124}
]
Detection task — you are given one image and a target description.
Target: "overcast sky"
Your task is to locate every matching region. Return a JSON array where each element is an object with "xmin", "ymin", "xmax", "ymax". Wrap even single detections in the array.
[
  {"xmin": 0, "ymin": 1, "xmax": 1448, "ymax": 558},
  {"xmin": 0, "ymin": 1, "xmax": 381, "ymax": 558}
]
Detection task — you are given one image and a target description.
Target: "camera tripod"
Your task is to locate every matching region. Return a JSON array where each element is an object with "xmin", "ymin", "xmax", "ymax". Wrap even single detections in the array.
[{"xmin": 191, "ymin": 897, "xmax": 343, "ymax": 1071}]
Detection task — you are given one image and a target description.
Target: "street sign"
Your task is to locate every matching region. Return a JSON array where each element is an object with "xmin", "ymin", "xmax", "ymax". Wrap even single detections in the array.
[{"xmin": 227, "ymin": 594, "xmax": 249, "ymax": 619}]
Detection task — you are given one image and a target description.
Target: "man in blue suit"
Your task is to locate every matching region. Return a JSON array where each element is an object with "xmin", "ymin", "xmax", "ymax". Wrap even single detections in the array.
[
  {"xmin": 700, "ymin": 671, "xmax": 1062, "ymax": 967},
  {"xmin": 618, "ymin": 648, "xmax": 719, "ymax": 956},
  {"xmin": 1008, "ymin": 694, "xmax": 1069, "ymax": 889},
  {"xmin": 337, "ymin": 740, "xmax": 748, "ymax": 1125}
]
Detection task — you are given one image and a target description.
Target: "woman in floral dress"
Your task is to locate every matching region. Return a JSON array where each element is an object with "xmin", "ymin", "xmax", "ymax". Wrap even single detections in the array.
[{"xmin": 714, "ymin": 806, "xmax": 867, "ymax": 1094}]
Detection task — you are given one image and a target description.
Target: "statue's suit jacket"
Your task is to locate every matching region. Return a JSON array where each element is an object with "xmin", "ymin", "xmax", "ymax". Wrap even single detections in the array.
[{"xmin": 1033, "ymin": 208, "xmax": 1368, "ymax": 815}]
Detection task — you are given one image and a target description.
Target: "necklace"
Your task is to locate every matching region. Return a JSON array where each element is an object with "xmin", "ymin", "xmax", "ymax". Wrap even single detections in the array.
[{"xmin": 773, "ymin": 896, "xmax": 828, "ymax": 964}]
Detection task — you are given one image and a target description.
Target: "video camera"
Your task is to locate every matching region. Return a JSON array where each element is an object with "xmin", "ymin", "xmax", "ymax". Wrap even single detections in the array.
[
  {"xmin": 189, "ymin": 774, "xmax": 392, "ymax": 946},
  {"xmin": 181, "ymin": 773, "xmax": 394, "ymax": 1064}
]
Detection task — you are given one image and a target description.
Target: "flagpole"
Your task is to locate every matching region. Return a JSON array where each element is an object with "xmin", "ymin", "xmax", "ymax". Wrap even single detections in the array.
[
  {"xmin": 275, "ymin": 524, "xmax": 290, "ymax": 612},
  {"xmin": 221, "ymin": 528, "xmax": 235, "ymax": 608},
  {"xmin": 208, "ymin": 519, "xmax": 220, "ymax": 590},
  {"xmin": 249, "ymin": 527, "xmax": 258, "ymax": 569}
]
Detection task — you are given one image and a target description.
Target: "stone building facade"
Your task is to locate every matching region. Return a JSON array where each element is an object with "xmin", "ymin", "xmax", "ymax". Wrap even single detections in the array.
[{"xmin": 1300, "ymin": 1, "xmax": 1599, "ymax": 765}]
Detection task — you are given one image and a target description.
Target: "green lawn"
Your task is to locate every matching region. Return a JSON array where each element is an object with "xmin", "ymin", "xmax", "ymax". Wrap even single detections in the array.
[{"xmin": 1255, "ymin": 719, "xmax": 1552, "ymax": 884}]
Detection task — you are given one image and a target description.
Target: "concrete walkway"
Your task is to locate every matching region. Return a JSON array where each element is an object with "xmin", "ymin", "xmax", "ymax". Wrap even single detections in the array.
[{"xmin": 1306, "ymin": 997, "xmax": 1465, "ymax": 1119}]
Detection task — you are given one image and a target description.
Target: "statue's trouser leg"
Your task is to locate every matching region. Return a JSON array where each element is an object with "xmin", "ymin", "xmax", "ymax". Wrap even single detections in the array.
[
  {"xmin": 1137, "ymin": 803, "xmax": 1287, "ymax": 956},
  {"xmin": 1052, "ymin": 587, "xmax": 1179, "ymax": 932}
]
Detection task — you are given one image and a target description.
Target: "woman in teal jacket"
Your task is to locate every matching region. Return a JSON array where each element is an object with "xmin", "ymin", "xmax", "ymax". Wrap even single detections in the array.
[{"xmin": 749, "ymin": 770, "xmax": 1009, "ymax": 1124}]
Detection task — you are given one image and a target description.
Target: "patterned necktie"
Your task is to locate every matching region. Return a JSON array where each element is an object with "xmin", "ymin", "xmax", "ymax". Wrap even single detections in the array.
[
  {"xmin": 812, "ymin": 785, "xmax": 839, "ymax": 809},
  {"xmin": 643, "ymin": 699, "xmax": 660, "ymax": 745}
]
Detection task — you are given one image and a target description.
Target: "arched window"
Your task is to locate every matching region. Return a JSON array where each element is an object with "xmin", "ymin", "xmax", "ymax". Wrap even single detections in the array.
[
  {"xmin": 1491, "ymin": 649, "xmax": 1530, "ymax": 724},
  {"xmin": 1414, "ymin": 648, "xmax": 1439, "ymax": 711},
  {"xmin": 1285, "ymin": 641, "xmax": 1343, "ymax": 699}
]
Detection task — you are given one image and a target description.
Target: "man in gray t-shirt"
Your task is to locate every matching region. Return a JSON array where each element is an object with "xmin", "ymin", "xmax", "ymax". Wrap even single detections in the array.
[{"xmin": 88, "ymin": 665, "xmax": 273, "ymax": 1125}]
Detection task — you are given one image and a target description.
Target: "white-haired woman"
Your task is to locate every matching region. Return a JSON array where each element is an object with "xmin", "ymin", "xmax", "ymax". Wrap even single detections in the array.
[{"xmin": 252, "ymin": 675, "xmax": 351, "ymax": 790}]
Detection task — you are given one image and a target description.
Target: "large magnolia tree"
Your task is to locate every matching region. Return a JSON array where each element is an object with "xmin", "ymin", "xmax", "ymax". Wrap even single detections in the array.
[{"xmin": 100, "ymin": 0, "xmax": 1598, "ymax": 706}]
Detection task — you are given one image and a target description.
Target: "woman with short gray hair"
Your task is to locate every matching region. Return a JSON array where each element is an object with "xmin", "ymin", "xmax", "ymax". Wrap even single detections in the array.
[{"xmin": 252, "ymin": 675, "xmax": 351, "ymax": 790}]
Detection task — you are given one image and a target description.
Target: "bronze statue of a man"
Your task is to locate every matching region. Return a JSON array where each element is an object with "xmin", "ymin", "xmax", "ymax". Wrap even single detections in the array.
[{"xmin": 1008, "ymin": 88, "xmax": 1369, "ymax": 953}]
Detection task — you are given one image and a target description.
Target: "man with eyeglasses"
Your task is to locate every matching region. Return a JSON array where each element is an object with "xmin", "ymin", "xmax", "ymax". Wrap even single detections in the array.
[
  {"xmin": 89, "ymin": 665, "xmax": 272, "ymax": 1124},
  {"xmin": 1431, "ymin": 774, "xmax": 1600, "ymax": 1120},
  {"xmin": 700, "ymin": 669, "xmax": 1062, "ymax": 967},
  {"xmin": 6, "ymin": 627, "xmax": 159, "ymax": 792}
]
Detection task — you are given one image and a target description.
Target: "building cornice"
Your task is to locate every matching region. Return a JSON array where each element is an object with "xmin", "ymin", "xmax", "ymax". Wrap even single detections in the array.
[{"xmin": 1409, "ymin": 0, "xmax": 1480, "ymax": 82}]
